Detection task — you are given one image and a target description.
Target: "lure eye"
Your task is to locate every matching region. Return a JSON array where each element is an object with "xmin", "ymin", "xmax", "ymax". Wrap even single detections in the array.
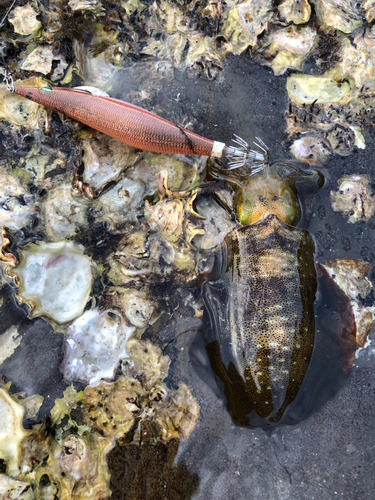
[{"xmin": 40, "ymin": 86, "xmax": 53, "ymax": 92}]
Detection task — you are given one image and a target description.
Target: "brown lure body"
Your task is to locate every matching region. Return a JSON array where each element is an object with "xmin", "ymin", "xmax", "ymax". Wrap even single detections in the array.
[
  {"xmin": 14, "ymin": 85, "xmax": 222, "ymax": 157},
  {"xmin": 202, "ymin": 164, "xmax": 357, "ymax": 427}
]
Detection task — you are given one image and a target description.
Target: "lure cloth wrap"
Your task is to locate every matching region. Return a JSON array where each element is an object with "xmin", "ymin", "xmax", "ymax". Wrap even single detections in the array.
[{"xmin": 14, "ymin": 85, "xmax": 217, "ymax": 156}]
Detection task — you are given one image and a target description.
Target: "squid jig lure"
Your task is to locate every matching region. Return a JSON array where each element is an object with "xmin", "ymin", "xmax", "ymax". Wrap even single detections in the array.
[{"xmin": 2, "ymin": 70, "xmax": 265, "ymax": 169}]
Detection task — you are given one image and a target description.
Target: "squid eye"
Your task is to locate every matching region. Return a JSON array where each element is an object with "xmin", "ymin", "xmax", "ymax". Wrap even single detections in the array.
[{"xmin": 259, "ymin": 196, "xmax": 265, "ymax": 202}]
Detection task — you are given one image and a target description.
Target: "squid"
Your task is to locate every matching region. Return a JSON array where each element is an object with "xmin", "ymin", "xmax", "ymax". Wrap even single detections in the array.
[{"xmin": 3, "ymin": 72, "xmax": 264, "ymax": 168}]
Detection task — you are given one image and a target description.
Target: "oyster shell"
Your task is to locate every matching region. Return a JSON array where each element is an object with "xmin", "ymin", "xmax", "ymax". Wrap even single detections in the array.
[
  {"xmin": 0, "ymin": 326, "xmax": 22, "ymax": 365},
  {"xmin": 0, "ymin": 474, "xmax": 34, "ymax": 499},
  {"xmin": 8, "ymin": 5, "xmax": 42, "ymax": 36},
  {"xmin": 19, "ymin": 142, "xmax": 68, "ymax": 183},
  {"xmin": 123, "ymin": 337, "xmax": 170, "ymax": 391},
  {"xmin": 68, "ymin": 0, "xmax": 101, "ymax": 12},
  {"xmin": 43, "ymin": 184, "xmax": 90, "ymax": 242},
  {"xmin": 0, "ymin": 174, "xmax": 36, "ymax": 231},
  {"xmin": 143, "ymin": 170, "xmax": 205, "ymax": 273},
  {"xmin": 287, "ymin": 74, "xmax": 353, "ymax": 105},
  {"xmin": 220, "ymin": 0, "xmax": 274, "ymax": 54},
  {"xmin": 20, "ymin": 46, "xmax": 68, "ymax": 78},
  {"xmin": 113, "ymin": 289, "xmax": 155, "ymax": 329},
  {"xmin": 91, "ymin": 177, "xmax": 145, "ymax": 230},
  {"xmin": 285, "ymin": 27, "xmax": 375, "ymax": 158},
  {"xmin": 0, "ymin": 80, "xmax": 45, "ymax": 129},
  {"xmin": 33, "ymin": 433, "xmax": 113, "ymax": 500},
  {"xmin": 83, "ymin": 339, "xmax": 199, "ymax": 443},
  {"xmin": 83, "ymin": 376, "xmax": 143, "ymax": 440},
  {"xmin": 193, "ymin": 195, "xmax": 236, "ymax": 251},
  {"xmin": 81, "ymin": 133, "xmax": 143, "ymax": 191},
  {"xmin": 336, "ymin": 28, "xmax": 375, "ymax": 90},
  {"xmin": 152, "ymin": 382, "xmax": 200, "ymax": 441},
  {"xmin": 277, "ymin": 0, "xmax": 311, "ymax": 24},
  {"xmin": 126, "ymin": 153, "xmax": 205, "ymax": 196},
  {"xmin": 255, "ymin": 25, "xmax": 318, "ymax": 75},
  {"xmin": 324, "ymin": 258, "xmax": 372, "ymax": 299},
  {"xmin": 290, "ymin": 135, "xmax": 332, "ymax": 164},
  {"xmin": 0, "ymin": 383, "xmax": 31, "ymax": 476},
  {"xmin": 324, "ymin": 258, "xmax": 373, "ymax": 349},
  {"xmin": 312, "ymin": 0, "xmax": 363, "ymax": 33},
  {"xmin": 330, "ymin": 175, "xmax": 375, "ymax": 223},
  {"xmin": 62, "ymin": 309, "xmax": 135, "ymax": 386},
  {"xmin": 12, "ymin": 241, "xmax": 95, "ymax": 323}
]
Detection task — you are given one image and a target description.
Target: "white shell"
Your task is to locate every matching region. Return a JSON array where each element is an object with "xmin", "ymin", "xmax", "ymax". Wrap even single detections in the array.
[
  {"xmin": 12, "ymin": 241, "xmax": 94, "ymax": 323},
  {"xmin": 62, "ymin": 309, "xmax": 135, "ymax": 386}
]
